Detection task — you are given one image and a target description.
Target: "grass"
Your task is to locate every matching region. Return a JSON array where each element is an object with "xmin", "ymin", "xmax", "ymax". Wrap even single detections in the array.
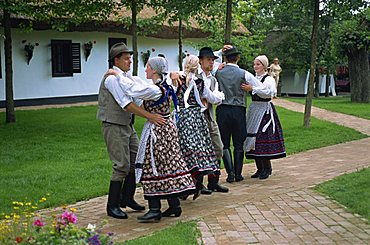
[
  {"xmin": 285, "ymin": 95, "xmax": 370, "ymax": 120},
  {"xmin": 0, "ymin": 104, "xmax": 365, "ymax": 215},
  {"xmin": 121, "ymin": 221, "xmax": 201, "ymax": 245},
  {"xmin": 315, "ymin": 167, "xmax": 370, "ymax": 222}
]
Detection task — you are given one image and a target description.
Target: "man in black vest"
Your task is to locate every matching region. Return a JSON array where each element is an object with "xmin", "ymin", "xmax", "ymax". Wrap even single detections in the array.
[
  {"xmin": 97, "ymin": 43, "xmax": 165, "ymax": 219},
  {"xmin": 215, "ymin": 47, "xmax": 258, "ymax": 183}
]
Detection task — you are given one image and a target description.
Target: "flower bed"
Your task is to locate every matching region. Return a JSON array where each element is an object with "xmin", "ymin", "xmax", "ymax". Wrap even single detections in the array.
[{"xmin": 0, "ymin": 197, "xmax": 113, "ymax": 244}]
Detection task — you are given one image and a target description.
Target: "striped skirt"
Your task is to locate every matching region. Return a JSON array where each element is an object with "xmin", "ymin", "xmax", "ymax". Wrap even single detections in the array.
[{"xmin": 244, "ymin": 102, "xmax": 286, "ymax": 159}]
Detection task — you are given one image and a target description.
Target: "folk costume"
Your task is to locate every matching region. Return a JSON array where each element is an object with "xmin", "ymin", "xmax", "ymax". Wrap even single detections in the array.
[
  {"xmin": 244, "ymin": 55, "xmax": 286, "ymax": 179},
  {"xmin": 176, "ymin": 65, "xmax": 224, "ymax": 196}
]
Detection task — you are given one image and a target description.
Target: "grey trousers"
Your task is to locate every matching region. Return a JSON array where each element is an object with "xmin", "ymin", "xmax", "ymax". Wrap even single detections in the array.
[
  {"xmin": 102, "ymin": 122, "xmax": 139, "ymax": 181},
  {"xmin": 204, "ymin": 115, "xmax": 223, "ymax": 160}
]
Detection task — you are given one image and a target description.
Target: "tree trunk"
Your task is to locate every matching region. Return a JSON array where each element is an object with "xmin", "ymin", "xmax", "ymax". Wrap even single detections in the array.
[
  {"xmin": 325, "ymin": 65, "xmax": 330, "ymax": 97},
  {"xmin": 348, "ymin": 47, "xmax": 370, "ymax": 103},
  {"xmin": 303, "ymin": 0, "xmax": 319, "ymax": 127},
  {"xmin": 3, "ymin": 9, "xmax": 15, "ymax": 123},
  {"xmin": 314, "ymin": 66, "xmax": 320, "ymax": 98},
  {"xmin": 178, "ymin": 18, "xmax": 183, "ymax": 71},
  {"xmin": 224, "ymin": 0, "xmax": 232, "ymax": 44},
  {"xmin": 131, "ymin": 0, "xmax": 138, "ymax": 76}
]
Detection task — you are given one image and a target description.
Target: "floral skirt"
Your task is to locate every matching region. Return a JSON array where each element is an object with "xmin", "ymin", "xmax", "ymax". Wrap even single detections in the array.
[
  {"xmin": 139, "ymin": 119, "xmax": 196, "ymax": 200},
  {"xmin": 177, "ymin": 107, "xmax": 219, "ymax": 176},
  {"xmin": 245, "ymin": 103, "xmax": 286, "ymax": 160}
]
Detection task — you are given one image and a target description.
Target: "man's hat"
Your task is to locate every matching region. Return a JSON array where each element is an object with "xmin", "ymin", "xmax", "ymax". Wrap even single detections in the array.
[
  {"xmin": 223, "ymin": 47, "xmax": 240, "ymax": 57},
  {"xmin": 198, "ymin": 47, "xmax": 219, "ymax": 59},
  {"xmin": 109, "ymin": 42, "xmax": 133, "ymax": 61}
]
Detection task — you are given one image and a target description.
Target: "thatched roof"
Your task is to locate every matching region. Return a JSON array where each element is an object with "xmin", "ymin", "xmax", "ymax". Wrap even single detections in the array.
[{"xmin": 2, "ymin": 6, "xmax": 250, "ymax": 39}]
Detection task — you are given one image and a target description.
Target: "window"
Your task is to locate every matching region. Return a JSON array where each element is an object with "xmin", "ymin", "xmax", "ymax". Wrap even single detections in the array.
[
  {"xmin": 108, "ymin": 38, "xmax": 127, "ymax": 68},
  {"xmin": 51, "ymin": 40, "xmax": 81, "ymax": 77}
]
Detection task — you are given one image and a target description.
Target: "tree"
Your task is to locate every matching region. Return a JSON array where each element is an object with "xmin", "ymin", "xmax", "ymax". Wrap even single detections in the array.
[
  {"xmin": 225, "ymin": 0, "xmax": 233, "ymax": 44},
  {"xmin": 0, "ymin": 0, "xmax": 116, "ymax": 123},
  {"xmin": 303, "ymin": 0, "xmax": 319, "ymax": 127},
  {"xmin": 149, "ymin": 0, "xmax": 218, "ymax": 70},
  {"xmin": 332, "ymin": 7, "xmax": 370, "ymax": 103}
]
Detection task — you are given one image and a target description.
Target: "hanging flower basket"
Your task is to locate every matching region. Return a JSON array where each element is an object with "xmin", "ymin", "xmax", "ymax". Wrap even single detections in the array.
[
  {"xmin": 22, "ymin": 41, "xmax": 39, "ymax": 65},
  {"xmin": 84, "ymin": 41, "xmax": 95, "ymax": 61},
  {"xmin": 141, "ymin": 50, "xmax": 151, "ymax": 67}
]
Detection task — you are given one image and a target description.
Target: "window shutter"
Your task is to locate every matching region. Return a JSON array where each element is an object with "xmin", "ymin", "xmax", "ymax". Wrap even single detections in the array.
[{"xmin": 71, "ymin": 43, "xmax": 81, "ymax": 73}]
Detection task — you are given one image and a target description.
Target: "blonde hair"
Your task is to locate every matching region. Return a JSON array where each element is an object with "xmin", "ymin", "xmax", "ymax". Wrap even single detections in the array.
[{"xmin": 184, "ymin": 55, "xmax": 199, "ymax": 85}]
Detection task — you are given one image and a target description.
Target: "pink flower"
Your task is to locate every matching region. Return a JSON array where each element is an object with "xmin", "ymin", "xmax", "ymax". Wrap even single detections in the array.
[
  {"xmin": 33, "ymin": 218, "xmax": 45, "ymax": 227},
  {"xmin": 61, "ymin": 211, "xmax": 77, "ymax": 224}
]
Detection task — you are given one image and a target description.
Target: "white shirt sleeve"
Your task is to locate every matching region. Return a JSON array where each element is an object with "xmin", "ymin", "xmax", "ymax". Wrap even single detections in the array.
[
  {"xmin": 115, "ymin": 74, "xmax": 163, "ymax": 101},
  {"xmin": 104, "ymin": 75, "xmax": 133, "ymax": 109},
  {"xmin": 202, "ymin": 84, "xmax": 224, "ymax": 105},
  {"xmin": 256, "ymin": 76, "xmax": 277, "ymax": 98},
  {"xmin": 212, "ymin": 49, "xmax": 223, "ymax": 75},
  {"xmin": 244, "ymin": 71, "xmax": 275, "ymax": 98}
]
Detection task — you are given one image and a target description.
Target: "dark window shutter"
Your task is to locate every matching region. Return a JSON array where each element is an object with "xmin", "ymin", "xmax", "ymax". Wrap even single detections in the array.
[
  {"xmin": 71, "ymin": 43, "xmax": 81, "ymax": 73},
  {"xmin": 51, "ymin": 40, "xmax": 72, "ymax": 77}
]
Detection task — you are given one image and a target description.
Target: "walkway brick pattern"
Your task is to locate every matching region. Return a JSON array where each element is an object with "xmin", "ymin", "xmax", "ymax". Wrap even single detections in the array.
[{"xmin": 35, "ymin": 99, "xmax": 370, "ymax": 244}]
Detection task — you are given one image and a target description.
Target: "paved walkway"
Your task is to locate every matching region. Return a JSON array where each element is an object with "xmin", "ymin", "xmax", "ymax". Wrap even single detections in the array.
[{"xmin": 40, "ymin": 99, "xmax": 370, "ymax": 244}]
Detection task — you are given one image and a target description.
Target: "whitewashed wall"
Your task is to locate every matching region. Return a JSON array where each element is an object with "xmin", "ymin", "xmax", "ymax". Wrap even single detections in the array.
[{"xmin": 0, "ymin": 28, "xmax": 202, "ymax": 101}]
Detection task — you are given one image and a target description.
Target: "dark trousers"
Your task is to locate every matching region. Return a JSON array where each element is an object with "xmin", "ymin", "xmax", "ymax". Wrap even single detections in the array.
[{"xmin": 216, "ymin": 105, "xmax": 247, "ymax": 151}]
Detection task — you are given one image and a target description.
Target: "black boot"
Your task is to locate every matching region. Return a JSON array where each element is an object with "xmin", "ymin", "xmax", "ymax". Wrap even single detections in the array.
[
  {"xmin": 162, "ymin": 198, "xmax": 182, "ymax": 217},
  {"xmin": 259, "ymin": 159, "xmax": 272, "ymax": 180},
  {"xmin": 251, "ymin": 159, "xmax": 263, "ymax": 178},
  {"xmin": 199, "ymin": 175, "xmax": 212, "ymax": 195},
  {"xmin": 234, "ymin": 150, "xmax": 245, "ymax": 182},
  {"xmin": 223, "ymin": 149, "xmax": 235, "ymax": 183},
  {"xmin": 137, "ymin": 199, "xmax": 162, "ymax": 222},
  {"xmin": 120, "ymin": 172, "xmax": 145, "ymax": 211},
  {"xmin": 107, "ymin": 181, "xmax": 128, "ymax": 219},
  {"xmin": 207, "ymin": 174, "xmax": 229, "ymax": 192}
]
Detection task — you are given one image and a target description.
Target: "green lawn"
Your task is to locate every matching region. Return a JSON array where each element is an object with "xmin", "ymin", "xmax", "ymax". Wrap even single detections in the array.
[
  {"xmin": 315, "ymin": 167, "xmax": 370, "ymax": 222},
  {"xmin": 285, "ymin": 95, "xmax": 370, "ymax": 120},
  {"xmin": 122, "ymin": 221, "xmax": 200, "ymax": 245}
]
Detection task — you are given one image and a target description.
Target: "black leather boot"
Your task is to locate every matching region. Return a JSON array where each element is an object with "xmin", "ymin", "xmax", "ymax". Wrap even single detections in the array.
[
  {"xmin": 222, "ymin": 149, "xmax": 235, "ymax": 183},
  {"xmin": 259, "ymin": 159, "xmax": 272, "ymax": 179},
  {"xmin": 137, "ymin": 199, "xmax": 162, "ymax": 222},
  {"xmin": 107, "ymin": 181, "xmax": 128, "ymax": 219},
  {"xmin": 162, "ymin": 198, "xmax": 182, "ymax": 217},
  {"xmin": 251, "ymin": 159, "xmax": 263, "ymax": 178},
  {"xmin": 234, "ymin": 150, "xmax": 245, "ymax": 182},
  {"xmin": 199, "ymin": 175, "xmax": 212, "ymax": 195},
  {"xmin": 207, "ymin": 174, "xmax": 229, "ymax": 192},
  {"xmin": 120, "ymin": 172, "xmax": 145, "ymax": 211}
]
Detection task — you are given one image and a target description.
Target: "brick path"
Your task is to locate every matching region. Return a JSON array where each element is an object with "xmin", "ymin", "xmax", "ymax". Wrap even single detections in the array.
[{"xmin": 37, "ymin": 99, "xmax": 370, "ymax": 244}]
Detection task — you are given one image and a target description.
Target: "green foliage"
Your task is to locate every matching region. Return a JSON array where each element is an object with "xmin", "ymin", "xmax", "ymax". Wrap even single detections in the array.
[
  {"xmin": 332, "ymin": 7, "xmax": 370, "ymax": 54},
  {"xmin": 315, "ymin": 167, "xmax": 370, "ymax": 222},
  {"xmin": 1, "ymin": 0, "xmax": 117, "ymax": 32}
]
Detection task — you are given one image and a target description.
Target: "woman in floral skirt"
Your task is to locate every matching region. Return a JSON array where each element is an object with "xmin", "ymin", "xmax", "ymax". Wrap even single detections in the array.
[
  {"xmin": 175, "ymin": 55, "xmax": 225, "ymax": 200},
  {"xmin": 107, "ymin": 57, "xmax": 196, "ymax": 222}
]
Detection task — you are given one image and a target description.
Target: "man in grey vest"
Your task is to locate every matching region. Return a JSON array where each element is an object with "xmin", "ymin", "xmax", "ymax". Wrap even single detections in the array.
[
  {"xmin": 97, "ymin": 42, "xmax": 165, "ymax": 219},
  {"xmin": 197, "ymin": 47, "xmax": 229, "ymax": 193},
  {"xmin": 215, "ymin": 47, "xmax": 260, "ymax": 183}
]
